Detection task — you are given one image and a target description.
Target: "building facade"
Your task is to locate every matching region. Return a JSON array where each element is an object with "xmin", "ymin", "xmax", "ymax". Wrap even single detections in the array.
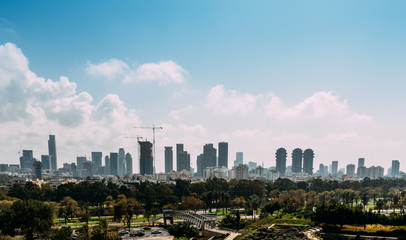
[
  {"xmin": 218, "ymin": 142, "xmax": 228, "ymax": 168},
  {"xmin": 164, "ymin": 146, "xmax": 173, "ymax": 173},
  {"xmin": 291, "ymin": 148, "xmax": 303, "ymax": 173},
  {"xmin": 48, "ymin": 135, "xmax": 57, "ymax": 170},
  {"xmin": 303, "ymin": 149, "xmax": 314, "ymax": 175}
]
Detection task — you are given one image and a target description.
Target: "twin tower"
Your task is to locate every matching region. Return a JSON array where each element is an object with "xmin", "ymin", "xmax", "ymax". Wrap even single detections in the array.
[{"xmin": 275, "ymin": 148, "xmax": 314, "ymax": 176}]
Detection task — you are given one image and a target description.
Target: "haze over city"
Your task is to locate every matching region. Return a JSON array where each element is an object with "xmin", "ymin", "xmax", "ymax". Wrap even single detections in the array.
[{"xmin": 1, "ymin": 1, "xmax": 405, "ymax": 173}]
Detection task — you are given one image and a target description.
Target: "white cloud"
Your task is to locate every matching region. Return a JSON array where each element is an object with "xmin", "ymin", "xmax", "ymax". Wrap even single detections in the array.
[
  {"xmin": 0, "ymin": 43, "xmax": 141, "ymax": 167},
  {"xmin": 206, "ymin": 85, "xmax": 259, "ymax": 115},
  {"xmin": 86, "ymin": 59, "xmax": 187, "ymax": 86}
]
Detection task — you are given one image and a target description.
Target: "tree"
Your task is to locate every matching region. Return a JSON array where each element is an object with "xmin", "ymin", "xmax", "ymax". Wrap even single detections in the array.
[
  {"xmin": 262, "ymin": 200, "xmax": 281, "ymax": 215},
  {"xmin": 2, "ymin": 200, "xmax": 53, "ymax": 240},
  {"xmin": 49, "ymin": 226, "xmax": 72, "ymax": 240},
  {"xmin": 59, "ymin": 196, "xmax": 78, "ymax": 224},
  {"xmin": 181, "ymin": 196, "xmax": 204, "ymax": 212},
  {"xmin": 167, "ymin": 222, "xmax": 199, "ymax": 239}
]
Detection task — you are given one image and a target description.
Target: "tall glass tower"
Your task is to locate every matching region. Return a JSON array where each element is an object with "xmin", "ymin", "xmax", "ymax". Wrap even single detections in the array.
[{"xmin": 48, "ymin": 135, "xmax": 57, "ymax": 170}]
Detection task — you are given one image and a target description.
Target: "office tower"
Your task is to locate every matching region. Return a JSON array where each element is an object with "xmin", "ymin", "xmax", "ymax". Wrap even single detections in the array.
[
  {"xmin": 234, "ymin": 152, "xmax": 243, "ymax": 166},
  {"xmin": 41, "ymin": 155, "xmax": 51, "ymax": 170},
  {"xmin": 218, "ymin": 142, "xmax": 228, "ymax": 168},
  {"xmin": 165, "ymin": 147, "xmax": 173, "ymax": 173},
  {"xmin": 0, "ymin": 164, "xmax": 8, "ymax": 172},
  {"xmin": 82, "ymin": 161, "xmax": 93, "ymax": 177},
  {"xmin": 33, "ymin": 160, "xmax": 42, "ymax": 179},
  {"xmin": 118, "ymin": 148, "xmax": 125, "ymax": 177},
  {"xmin": 332, "ymin": 161, "xmax": 338, "ymax": 176},
  {"xmin": 139, "ymin": 141, "xmax": 153, "ymax": 175},
  {"xmin": 357, "ymin": 166, "xmax": 367, "ymax": 178},
  {"xmin": 202, "ymin": 144, "xmax": 216, "ymax": 172},
  {"xmin": 109, "ymin": 153, "xmax": 118, "ymax": 176},
  {"xmin": 346, "ymin": 164, "xmax": 356, "ymax": 178},
  {"xmin": 248, "ymin": 161, "xmax": 257, "ymax": 171},
  {"xmin": 275, "ymin": 148, "xmax": 287, "ymax": 175},
  {"xmin": 20, "ymin": 150, "xmax": 34, "ymax": 171},
  {"xmin": 48, "ymin": 135, "xmax": 57, "ymax": 170},
  {"xmin": 367, "ymin": 166, "xmax": 384, "ymax": 179},
  {"xmin": 178, "ymin": 151, "xmax": 190, "ymax": 172},
  {"xmin": 358, "ymin": 158, "xmax": 365, "ymax": 168},
  {"xmin": 196, "ymin": 154, "xmax": 203, "ymax": 176},
  {"xmin": 91, "ymin": 152, "xmax": 102, "ymax": 175},
  {"xmin": 391, "ymin": 160, "xmax": 400, "ymax": 177},
  {"xmin": 91, "ymin": 152, "xmax": 102, "ymax": 166},
  {"xmin": 291, "ymin": 148, "xmax": 303, "ymax": 173},
  {"xmin": 303, "ymin": 149, "xmax": 314, "ymax": 175},
  {"xmin": 176, "ymin": 144, "xmax": 184, "ymax": 171},
  {"xmin": 105, "ymin": 156, "xmax": 110, "ymax": 175},
  {"xmin": 76, "ymin": 156, "xmax": 86, "ymax": 170},
  {"xmin": 125, "ymin": 153, "xmax": 133, "ymax": 175}
]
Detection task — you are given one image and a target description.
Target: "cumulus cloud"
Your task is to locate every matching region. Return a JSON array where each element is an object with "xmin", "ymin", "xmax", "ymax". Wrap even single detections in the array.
[
  {"xmin": 86, "ymin": 59, "xmax": 187, "ymax": 86},
  {"xmin": 0, "ymin": 43, "xmax": 141, "ymax": 166}
]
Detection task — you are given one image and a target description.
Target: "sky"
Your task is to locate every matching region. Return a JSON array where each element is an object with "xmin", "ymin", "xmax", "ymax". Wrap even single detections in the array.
[{"xmin": 0, "ymin": 0, "xmax": 405, "ymax": 173}]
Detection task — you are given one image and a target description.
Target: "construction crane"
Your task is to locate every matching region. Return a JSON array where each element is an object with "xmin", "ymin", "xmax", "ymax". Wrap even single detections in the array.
[{"xmin": 134, "ymin": 125, "xmax": 163, "ymax": 175}]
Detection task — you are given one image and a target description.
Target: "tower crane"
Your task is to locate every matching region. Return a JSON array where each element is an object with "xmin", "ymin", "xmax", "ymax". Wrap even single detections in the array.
[{"xmin": 134, "ymin": 125, "xmax": 163, "ymax": 175}]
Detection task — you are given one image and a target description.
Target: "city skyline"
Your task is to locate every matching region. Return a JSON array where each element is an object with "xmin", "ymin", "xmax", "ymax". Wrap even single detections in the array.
[{"xmin": 1, "ymin": 1, "xmax": 406, "ymax": 173}]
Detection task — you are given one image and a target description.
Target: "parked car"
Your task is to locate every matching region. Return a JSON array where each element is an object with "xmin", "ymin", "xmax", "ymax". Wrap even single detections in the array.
[
  {"xmin": 151, "ymin": 230, "xmax": 161, "ymax": 234},
  {"xmin": 118, "ymin": 230, "xmax": 129, "ymax": 236},
  {"xmin": 143, "ymin": 226, "xmax": 151, "ymax": 230}
]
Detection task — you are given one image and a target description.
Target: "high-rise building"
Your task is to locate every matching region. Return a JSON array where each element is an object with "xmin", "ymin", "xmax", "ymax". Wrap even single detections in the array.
[
  {"xmin": 48, "ymin": 135, "xmax": 57, "ymax": 170},
  {"xmin": 177, "ymin": 151, "xmax": 190, "ymax": 172},
  {"xmin": 20, "ymin": 150, "xmax": 34, "ymax": 171},
  {"xmin": 196, "ymin": 154, "xmax": 203, "ymax": 176},
  {"xmin": 164, "ymin": 147, "xmax": 173, "ymax": 173},
  {"xmin": 125, "ymin": 153, "xmax": 133, "ymax": 175},
  {"xmin": 139, "ymin": 141, "xmax": 153, "ymax": 175},
  {"xmin": 332, "ymin": 161, "xmax": 338, "ymax": 176},
  {"xmin": 232, "ymin": 164, "xmax": 249, "ymax": 179},
  {"xmin": 357, "ymin": 166, "xmax": 367, "ymax": 178},
  {"xmin": 76, "ymin": 156, "xmax": 87, "ymax": 170},
  {"xmin": 82, "ymin": 161, "xmax": 93, "ymax": 177},
  {"xmin": 248, "ymin": 161, "xmax": 257, "ymax": 171},
  {"xmin": 33, "ymin": 160, "xmax": 42, "ymax": 180},
  {"xmin": 358, "ymin": 158, "xmax": 365, "ymax": 168},
  {"xmin": 303, "ymin": 149, "xmax": 314, "ymax": 175},
  {"xmin": 176, "ymin": 144, "xmax": 184, "ymax": 172},
  {"xmin": 105, "ymin": 156, "xmax": 110, "ymax": 175},
  {"xmin": 218, "ymin": 142, "xmax": 228, "ymax": 168},
  {"xmin": 318, "ymin": 163, "xmax": 326, "ymax": 176},
  {"xmin": 109, "ymin": 153, "xmax": 118, "ymax": 176},
  {"xmin": 234, "ymin": 152, "xmax": 243, "ymax": 166},
  {"xmin": 346, "ymin": 164, "xmax": 356, "ymax": 178},
  {"xmin": 118, "ymin": 148, "xmax": 125, "ymax": 177},
  {"xmin": 202, "ymin": 144, "xmax": 216, "ymax": 173},
  {"xmin": 275, "ymin": 148, "xmax": 287, "ymax": 175},
  {"xmin": 91, "ymin": 152, "xmax": 102, "ymax": 175},
  {"xmin": 41, "ymin": 155, "xmax": 51, "ymax": 170},
  {"xmin": 291, "ymin": 148, "xmax": 303, "ymax": 173},
  {"xmin": 391, "ymin": 160, "xmax": 400, "ymax": 177}
]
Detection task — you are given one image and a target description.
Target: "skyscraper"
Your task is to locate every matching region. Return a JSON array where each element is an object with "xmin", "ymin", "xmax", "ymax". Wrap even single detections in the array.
[
  {"xmin": 125, "ymin": 153, "xmax": 133, "ymax": 175},
  {"xmin": 303, "ymin": 149, "xmax": 314, "ymax": 175},
  {"xmin": 291, "ymin": 148, "xmax": 303, "ymax": 173},
  {"xmin": 218, "ymin": 142, "xmax": 228, "ymax": 168},
  {"xmin": 41, "ymin": 155, "xmax": 51, "ymax": 170},
  {"xmin": 118, "ymin": 148, "xmax": 125, "ymax": 177},
  {"xmin": 176, "ymin": 144, "xmax": 184, "ymax": 172},
  {"xmin": 165, "ymin": 147, "xmax": 173, "ymax": 173},
  {"xmin": 48, "ymin": 135, "xmax": 57, "ymax": 171},
  {"xmin": 391, "ymin": 160, "xmax": 400, "ymax": 177},
  {"xmin": 139, "ymin": 141, "xmax": 153, "ymax": 175},
  {"xmin": 76, "ymin": 156, "xmax": 87, "ymax": 170},
  {"xmin": 196, "ymin": 154, "xmax": 203, "ymax": 176},
  {"xmin": 234, "ymin": 152, "xmax": 243, "ymax": 166},
  {"xmin": 178, "ymin": 151, "xmax": 190, "ymax": 172},
  {"xmin": 202, "ymin": 144, "xmax": 216, "ymax": 172},
  {"xmin": 91, "ymin": 152, "xmax": 102, "ymax": 175},
  {"xmin": 20, "ymin": 150, "xmax": 34, "ymax": 171},
  {"xmin": 109, "ymin": 153, "xmax": 118, "ymax": 176},
  {"xmin": 332, "ymin": 161, "xmax": 338, "ymax": 176},
  {"xmin": 105, "ymin": 155, "xmax": 110, "ymax": 175},
  {"xmin": 358, "ymin": 158, "xmax": 365, "ymax": 168},
  {"xmin": 33, "ymin": 160, "xmax": 42, "ymax": 180},
  {"xmin": 275, "ymin": 148, "xmax": 287, "ymax": 175},
  {"xmin": 346, "ymin": 164, "xmax": 356, "ymax": 178}
]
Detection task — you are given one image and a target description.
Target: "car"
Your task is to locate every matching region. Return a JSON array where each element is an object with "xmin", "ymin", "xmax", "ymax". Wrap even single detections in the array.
[
  {"xmin": 151, "ymin": 230, "xmax": 161, "ymax": 234},
  {"xmin": 118, "ymin": 230, "xmax": 129, "ymax": 236},
  {"xmin": 130, "ymin": 231, "xmax": 145, "ymax": 237},
  {"xmin": 143, "ymin": 226, "xmax": 151, "ymax": 230}
]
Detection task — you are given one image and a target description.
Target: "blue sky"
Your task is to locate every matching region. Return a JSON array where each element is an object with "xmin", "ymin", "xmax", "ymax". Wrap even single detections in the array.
[{"xmin": 0, "ymin": 0, "xmax": 405, "ymax": 172}]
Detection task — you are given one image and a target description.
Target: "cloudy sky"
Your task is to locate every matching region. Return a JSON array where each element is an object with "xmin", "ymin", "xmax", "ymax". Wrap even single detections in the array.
[{"xmin": 0, "ymin": 0, "xmax": 405, "ymax": 173}]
